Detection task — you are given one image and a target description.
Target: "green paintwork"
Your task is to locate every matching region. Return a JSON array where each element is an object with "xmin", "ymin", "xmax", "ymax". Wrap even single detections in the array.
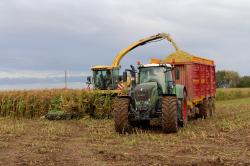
[
  {"xmin": 134, "ymin": 82, "xmax": 159, "ymax": 110},
  {"xmin": 175, "ymin": 84, "xmax": 185, "ymax": 99},
  {"xmin": 128, "ymin": 64, "xmax": 186, "ymax": 121}
]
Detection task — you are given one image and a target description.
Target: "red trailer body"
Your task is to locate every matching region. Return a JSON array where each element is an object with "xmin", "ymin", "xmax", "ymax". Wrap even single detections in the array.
[
  {"xmin": 173, "ymin": 63, "xmax": 216, "ymax": 102},
  {"xmin": 161, "ymin": 51, "xmax": 216, "ymax": 108}
]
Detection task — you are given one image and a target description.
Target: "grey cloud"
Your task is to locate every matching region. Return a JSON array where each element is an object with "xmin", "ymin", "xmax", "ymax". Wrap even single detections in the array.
[{"xmin": 0, "ymin": 0, "xmax": 250, "ymax": 78}]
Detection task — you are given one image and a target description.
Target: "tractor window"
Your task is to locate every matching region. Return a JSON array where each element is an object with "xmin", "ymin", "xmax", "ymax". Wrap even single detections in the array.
[
  {"xmin": 165, "ymin": 69, "xmax": 174, "ymax": 94},
  {"xmin": 139, "ymin": 67, "xmax": 165, "ymax": 88},
  {"xmin": 166, "ymin": 70, "xmax": 173, "ymax": 81},
  {"xmin": 166, "ymin": 70, "xmax": 173, "ymax": 87}
]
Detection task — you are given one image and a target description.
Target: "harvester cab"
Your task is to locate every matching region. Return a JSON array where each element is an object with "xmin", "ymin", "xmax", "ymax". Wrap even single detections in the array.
[{"xmin": 88, "ymin": 66, "xmax": 121, "ymax": 90}]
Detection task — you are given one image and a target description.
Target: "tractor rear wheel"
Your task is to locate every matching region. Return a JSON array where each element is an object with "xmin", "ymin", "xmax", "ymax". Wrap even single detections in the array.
[
  {"xmin": 113, "ymin": 98, "xmax": 130, "ymax": 134},
  {"xmin": 162, "ymin": 96, "xmax": 178, "ymax": 133}
]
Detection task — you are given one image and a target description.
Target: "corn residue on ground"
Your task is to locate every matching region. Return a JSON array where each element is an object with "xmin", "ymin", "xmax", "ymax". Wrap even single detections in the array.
[{"xmin": 0, "ymin": 97, "xmax": 249, "ymax": 165}]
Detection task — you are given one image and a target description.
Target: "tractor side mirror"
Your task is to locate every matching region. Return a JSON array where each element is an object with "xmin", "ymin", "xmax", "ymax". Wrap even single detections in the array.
[
  {"xmin": 171, "ymin": 63, "xmax": 175, "ymax": 69},
  {"xmin": 123, "ymin": 72, "xmax": 127, "ymax": 82},
  {"xmin": 86, "ymin": 76, "xmax": 92, "ymax": 84},
  {"xmin": 118, "ymin": 76, "xmax": 123, "ymax": 82},
  {"xmin": 130, "ymin": 65, "xmax": 136, "ymax": 72}
]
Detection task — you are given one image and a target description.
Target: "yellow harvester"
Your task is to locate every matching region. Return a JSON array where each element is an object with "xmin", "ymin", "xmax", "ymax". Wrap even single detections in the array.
[{"xmin": 87, "ymin": 33, "xmax": 179, "ymax": 93}]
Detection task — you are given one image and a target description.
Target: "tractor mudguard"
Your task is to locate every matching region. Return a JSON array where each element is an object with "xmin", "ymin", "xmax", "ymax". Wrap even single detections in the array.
[
  {"xmin": 175, "ymin": 84, "xmax": 186, "ymax": 99},
  {"xmin": 162, "ymin": 94, "xmax": 176, "ymax": 97}
]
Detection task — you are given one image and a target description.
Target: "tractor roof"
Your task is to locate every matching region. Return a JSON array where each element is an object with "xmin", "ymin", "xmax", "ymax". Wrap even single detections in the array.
[{"xmin": 139, "ymin": 63, "xmax": 172, "ymax": 68}]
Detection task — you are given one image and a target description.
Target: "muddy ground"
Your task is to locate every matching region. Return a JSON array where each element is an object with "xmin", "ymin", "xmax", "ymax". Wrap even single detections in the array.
[{"xmin": 0, "ymin": 98, "xmax": 249, "ymax": 166}]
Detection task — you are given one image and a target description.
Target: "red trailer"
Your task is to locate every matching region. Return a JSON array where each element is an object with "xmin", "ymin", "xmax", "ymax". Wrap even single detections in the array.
[{"xmin": 161, "ymin": 51, "xmax": 216, "ymax": 118}]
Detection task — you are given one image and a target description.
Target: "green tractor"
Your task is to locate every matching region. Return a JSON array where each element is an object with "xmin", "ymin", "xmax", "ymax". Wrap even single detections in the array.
[{"xmin": 113, "ymin": 63, "xmax": 187, "ymax": 133}]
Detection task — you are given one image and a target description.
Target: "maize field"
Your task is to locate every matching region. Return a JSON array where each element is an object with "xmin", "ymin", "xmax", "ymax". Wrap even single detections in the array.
[
  {"xmin": 216, "ymin": 88, "xmax": 250, "ymax": 101},
  {"xmin": 0, "ymin": 88, "xmax": 250, "ymax": 119},
  {"xmin": 0, "ymin": 89, "xmax": 114, "ymax": 119}
]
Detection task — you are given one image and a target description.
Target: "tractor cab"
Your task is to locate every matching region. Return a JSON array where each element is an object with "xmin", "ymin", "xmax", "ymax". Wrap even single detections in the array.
[
  {"xmin": 137, "ymin": 64, "xmax": 174, "ymax": 94},
  {"xmin": 88, "ymin": 66, "xmax": 120, "ymax": 90}
]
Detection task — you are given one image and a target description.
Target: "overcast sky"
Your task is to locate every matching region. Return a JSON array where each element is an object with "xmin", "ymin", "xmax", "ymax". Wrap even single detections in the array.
[{"xmin": 0, "ymin": 0, "xmax": 250, "ymax": 79}]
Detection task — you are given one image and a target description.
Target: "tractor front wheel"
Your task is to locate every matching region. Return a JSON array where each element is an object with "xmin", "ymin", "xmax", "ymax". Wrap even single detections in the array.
[
  {"xmin": 162, "ymin": 96, "xmax": 178, "ymax": 133},
  {"xmin": 113, "ymin": 98, "xmax": 130, "ymax": 134}
]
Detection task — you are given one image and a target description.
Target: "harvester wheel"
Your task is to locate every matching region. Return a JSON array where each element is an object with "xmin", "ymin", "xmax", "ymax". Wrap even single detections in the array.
[
  {"xmin": 199, "ymin": 99, "xmax": 208, "ymax": 119},
  {"xmin": 180, "ymin": 91, "xmax": 187, "ymax": 127},
  {"xmin": 113, "ymin": 98, "xmax": 130, "ymax": 134},
  {"xmin": 162, "ymin": 96, "xmax": 178, "ymax": 133}
]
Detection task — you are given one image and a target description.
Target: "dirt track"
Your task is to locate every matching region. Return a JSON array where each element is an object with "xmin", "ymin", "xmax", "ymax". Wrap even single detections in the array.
[{"xmin": 0, "ymin": 98, "xmax": 249, "ymax": 166}]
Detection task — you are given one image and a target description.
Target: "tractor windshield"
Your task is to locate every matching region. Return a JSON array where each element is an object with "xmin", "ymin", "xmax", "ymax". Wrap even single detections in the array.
[
  {"xmin": 139, "ymin": 67, "xmax": 165, "ymax": 85},
  {"xmin": 93, "ymin": 69, "xmax": 119, "ymax": 90},
  {"xmin": 139, "ymin": 66, "xmax": 172, "ymax": 93}
]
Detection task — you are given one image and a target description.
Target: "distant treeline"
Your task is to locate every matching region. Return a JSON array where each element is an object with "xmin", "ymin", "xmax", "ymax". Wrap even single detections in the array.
[{"xmin": 216, "ymin": 70, "xmax": 250, "ymax": 88}]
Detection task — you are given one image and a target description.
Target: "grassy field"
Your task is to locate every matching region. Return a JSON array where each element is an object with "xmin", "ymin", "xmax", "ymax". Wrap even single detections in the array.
[
  {"xmin": 216, "ymin": 88, "xmax": 250, "ymax": 101},
  {"xmin": 0, "ymin": 97, "xmax": 249, "ymax": 165}
]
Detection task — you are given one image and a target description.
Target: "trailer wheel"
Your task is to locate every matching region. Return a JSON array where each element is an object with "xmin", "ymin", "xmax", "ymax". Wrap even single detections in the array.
[
  {"xmin": 113, "ymin": 98, "xmax": 130, "ymax": 134},
  {"xmin": 212, "ymin": 98, "xmax": 215, "ymax": 113},
  {"xmin": 162, "ymin": 96, "xmax": 178, "ymax": 133},
  {"xmin": 199, "ymin": 99, "xmax": 208, "ymax": 119},
  {"xmin": 208, "ymin": 98, "xmax": 215, "ymax": 117},
  {"xmin": 180, "ymin": 91, "xmax": 187, "ymax": 127}
]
